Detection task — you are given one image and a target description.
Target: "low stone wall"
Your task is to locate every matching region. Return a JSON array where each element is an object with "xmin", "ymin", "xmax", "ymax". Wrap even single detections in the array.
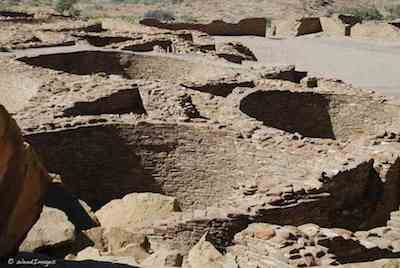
[
  {"xmin": 140, "ymin": 18, "xmax": 267, "ymax": 37},
  {"xmin": 24, "ymin": 122, "xmax": 258, "ymax": 211}
]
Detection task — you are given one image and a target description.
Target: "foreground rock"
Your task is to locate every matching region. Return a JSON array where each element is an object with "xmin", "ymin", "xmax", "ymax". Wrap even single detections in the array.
[
  {"xmin": 19, "ymin": 206, "xmax": 76, "ymax": 256},
  {"xmin": 0, "ymin": 105, "xmax": 50, "ymax": 257},
  {"xmin": 95, "ymin": 193, "xmax": 180, "ymax": 231}
]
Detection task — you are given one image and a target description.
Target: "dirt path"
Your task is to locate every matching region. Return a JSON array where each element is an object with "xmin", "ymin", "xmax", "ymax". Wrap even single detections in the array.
[{"xmin": 216, "ymin": 36, "xmax": 400, "ymax": 96}]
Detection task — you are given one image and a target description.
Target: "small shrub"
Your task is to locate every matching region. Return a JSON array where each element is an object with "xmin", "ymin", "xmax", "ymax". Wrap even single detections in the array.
[
  {"xmin": 111, "ymin": 0, "xmax": 165, "ymax": 4},
  {"xmin": 179, "ymin": 14, "xmax": 197, "ymax": 23},
  {"xmin": 31, "ymin": 0, "xmax": 53, "ymax": 7},
  {"xmin": 342, "ymin": 6, "xmax": 383, "ymax": 21},
  {"xmin": 68, "ymin": 7, "xmax": 81, "ymax": 17},
  {"xmin": 265, "ymin": 17, "xmax": 272, "ymax": 28},
  {"xmin": 143, "ymin": 9, "xmax": 175, "ymax": 22},
  {"xmin": 115, "ymin": 15, "xmax": 141, "ymax": 24},
  {"xmin": 385, "ymin": 4, "xmax": 400, "ymax": 20},
  {"xmin": 55, "ymin": 0, "xmax": 78, "ymax": 15}
]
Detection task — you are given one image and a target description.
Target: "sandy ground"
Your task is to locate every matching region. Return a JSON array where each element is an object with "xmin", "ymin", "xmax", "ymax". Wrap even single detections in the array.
[{"xmin": 217, "ymin": 36, "xmax": 400, "ymax": 96}]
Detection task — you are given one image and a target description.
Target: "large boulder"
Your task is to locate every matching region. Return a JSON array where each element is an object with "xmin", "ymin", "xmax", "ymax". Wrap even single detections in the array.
[
  {"xmin": 95, "ymin": 193, "xmax": 180, "ymax": 230},
  {"xmin": 0, "ymin": 105, "xmax": 50, "ymax": 256},
  {"xmin": 19, "ymin": 206, "xmax": 76, "ymax": 256}
]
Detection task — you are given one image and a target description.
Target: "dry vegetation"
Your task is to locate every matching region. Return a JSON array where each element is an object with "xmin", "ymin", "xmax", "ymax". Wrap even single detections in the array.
[{"xmin": 3, "ymin": 0, "xmax": 400, "ymax": 23}]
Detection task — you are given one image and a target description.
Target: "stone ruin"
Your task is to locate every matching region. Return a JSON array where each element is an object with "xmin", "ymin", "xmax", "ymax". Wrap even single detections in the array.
[
  {"xmin": 2, "ymin": 9, "xmax": 400, "ymax": 268},
  {"xmin": 140, "ymin": 17, "xmax": 268, "ymax": 37},
  {"xmin": 273, "ymin": 14, "xmax": 400, "ymax": 40}
]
